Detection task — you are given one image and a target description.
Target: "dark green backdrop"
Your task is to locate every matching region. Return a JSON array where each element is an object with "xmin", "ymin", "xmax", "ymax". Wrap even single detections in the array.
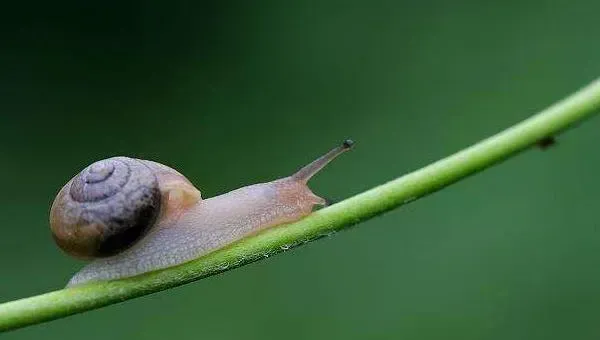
[{"xmin": 1, "ymin": 1, "xmax": 600, "ymax": 339}]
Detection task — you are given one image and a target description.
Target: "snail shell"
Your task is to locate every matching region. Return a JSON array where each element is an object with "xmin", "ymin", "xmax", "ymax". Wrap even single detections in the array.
[{"xmin": 50, "ymin": 157, "xmax": 162, "ymax": 258}]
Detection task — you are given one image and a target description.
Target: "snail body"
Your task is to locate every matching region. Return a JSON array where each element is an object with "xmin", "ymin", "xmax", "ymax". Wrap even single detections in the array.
[{"xmin": 50, "ymin": 141, "xmax": 353, "ymax": 286}]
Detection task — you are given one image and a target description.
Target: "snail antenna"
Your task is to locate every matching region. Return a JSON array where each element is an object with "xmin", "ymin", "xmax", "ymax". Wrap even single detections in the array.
[{"xmin": 292, "ymin": 139, "xmax": 354, "ymax": 182}]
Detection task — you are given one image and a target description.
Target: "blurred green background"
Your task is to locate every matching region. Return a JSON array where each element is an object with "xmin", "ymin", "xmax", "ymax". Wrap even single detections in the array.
[{"xmin": 1, "ymin": 0, "xmax": 600, "ymax": 339}]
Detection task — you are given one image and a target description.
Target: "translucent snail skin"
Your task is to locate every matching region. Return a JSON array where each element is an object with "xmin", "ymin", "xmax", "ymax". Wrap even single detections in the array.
[{"xmin": 50, "ymin": 140, "xmax": 354, "ymax": 286}]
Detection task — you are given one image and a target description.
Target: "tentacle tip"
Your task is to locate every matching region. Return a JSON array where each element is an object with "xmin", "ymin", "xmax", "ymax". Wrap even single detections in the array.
[
  {"xmin": 342, "ymin": 139, "xmax": 355, "ymax": 150},
  {"xmin": 323, "ymin": 197, "xmax": 338, "ymax": 207}
]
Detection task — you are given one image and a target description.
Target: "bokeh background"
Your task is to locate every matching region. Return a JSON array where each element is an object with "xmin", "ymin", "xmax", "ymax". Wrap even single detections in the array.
[{"xmin": 2, "ymin": 1, "xmax": 600, "ymax": 339}]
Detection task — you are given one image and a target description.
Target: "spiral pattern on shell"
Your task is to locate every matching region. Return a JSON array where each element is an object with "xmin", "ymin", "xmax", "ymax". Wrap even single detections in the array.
[{"xmin": 50, "ymin": 157, "xmax": 162, "ymax": 258}]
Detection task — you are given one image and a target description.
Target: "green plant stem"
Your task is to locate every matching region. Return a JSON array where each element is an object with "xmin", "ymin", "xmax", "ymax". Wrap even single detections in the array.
[{"xmin": 2, "ymin": 79, "xmax": 600, "ymax": 332}]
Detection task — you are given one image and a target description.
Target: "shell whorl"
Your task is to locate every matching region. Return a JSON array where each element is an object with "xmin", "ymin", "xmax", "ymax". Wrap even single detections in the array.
[{"xmin": 50, "ymin": 157, "xmax": 162, "ymax": 258}]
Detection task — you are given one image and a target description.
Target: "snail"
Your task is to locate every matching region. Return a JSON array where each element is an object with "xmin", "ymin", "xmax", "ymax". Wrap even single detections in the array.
[{"xmin": 50, "ymin": 140, "xmax": 354, "ymax": 286}]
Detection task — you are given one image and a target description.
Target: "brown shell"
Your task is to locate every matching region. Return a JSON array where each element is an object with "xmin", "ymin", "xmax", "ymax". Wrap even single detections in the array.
[{"xmin": 50, "ymin": 157, "xmax": 161, "ymax": 258}]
